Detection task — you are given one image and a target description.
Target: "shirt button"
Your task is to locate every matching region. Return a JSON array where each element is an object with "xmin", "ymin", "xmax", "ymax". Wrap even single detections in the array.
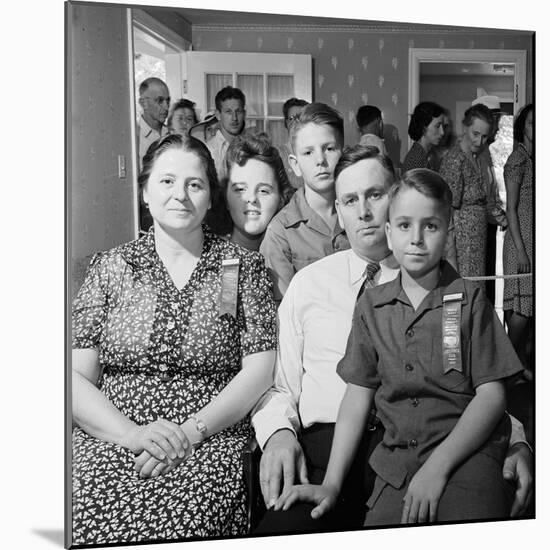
[
  {"xmin": 411, "ymin": 397, "xmax": 419, "ymax": 407},
  {"xmin": 409, "ymin": 439, "xmax": 418, "ymax": 449},
  {"xmin": 405, "ymin": 364, "xmax": 414, "ymax": 371},
  {"xmin": 406, "ymin": 328, "xmax": 415, "ymax": 337}
]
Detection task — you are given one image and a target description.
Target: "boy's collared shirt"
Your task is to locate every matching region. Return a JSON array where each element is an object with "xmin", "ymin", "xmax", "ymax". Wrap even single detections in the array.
[
  {"xmin": 259, "ymin": 186, "xmax": 350, "ymax": 301},
  {"xmin": 337, "ymin": 261, "xmax": 524, "ymax": 489}
]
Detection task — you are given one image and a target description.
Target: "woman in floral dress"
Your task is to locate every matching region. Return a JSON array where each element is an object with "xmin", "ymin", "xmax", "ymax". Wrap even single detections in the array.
[
  {"xmin": 503, "ymin": 104, "xmax": 534, "ymax": 374},
  {"xmin": 402, "ymin": 101, "xmax": 445, "ymax": 172},
  {"xmin": 71, "ymin": 134, "xmax": 277, "ymax": 546},
  {"xmin": 439, "ymin": 104, "xmax": 494, "ymax": 278}
]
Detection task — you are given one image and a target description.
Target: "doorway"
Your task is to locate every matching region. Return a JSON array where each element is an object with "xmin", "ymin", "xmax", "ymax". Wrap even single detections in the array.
[{"xmin": 409, "ymin": 48, "xmax": 527, "ymax": 320}]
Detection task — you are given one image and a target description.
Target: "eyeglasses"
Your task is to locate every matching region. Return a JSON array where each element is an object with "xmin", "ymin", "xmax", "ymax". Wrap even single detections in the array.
[
  {"xmin": 143, "ymin": 96, "xmax": 171, "ymax": 106},
  {"xmin": 286, "ymin": 114, "xmax": 301, "ymax": 122}
]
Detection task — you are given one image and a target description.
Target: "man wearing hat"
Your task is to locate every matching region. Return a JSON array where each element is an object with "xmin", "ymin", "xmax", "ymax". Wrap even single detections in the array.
[
  {"xmin": 189, "ymin": 111, "xmax": 219, "ymax": 143},
  {"xmin": 471, "ymin": 94, "xmax": 508, "ymax": 304}
]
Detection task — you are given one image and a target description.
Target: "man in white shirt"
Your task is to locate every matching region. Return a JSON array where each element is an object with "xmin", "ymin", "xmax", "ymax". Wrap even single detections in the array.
[
  {"xmin": 138, "ymin": 77, "xmax": 170, "ymax": 165},
  {"xmin": 356, "ymin": 105, "xmax": 388, "ymax": 156},
  {"xmin": 206, "ymin": 86, "xmax": 247, "ymax": 182},
  {"xmin": 251, "ymin": 145, "xmax": 533, "ymax": 534}
]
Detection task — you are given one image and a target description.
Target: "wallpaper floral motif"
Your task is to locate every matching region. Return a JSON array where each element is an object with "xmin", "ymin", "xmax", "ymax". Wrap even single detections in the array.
[{"xmin": 193, "ymin": 26, "xmax": 533, "ymax": 166}]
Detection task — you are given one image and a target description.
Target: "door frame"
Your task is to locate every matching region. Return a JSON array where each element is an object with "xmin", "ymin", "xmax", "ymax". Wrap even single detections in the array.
[{"xmin": 408, "ymin": 48, "xmax": 527, "ymax": 137}]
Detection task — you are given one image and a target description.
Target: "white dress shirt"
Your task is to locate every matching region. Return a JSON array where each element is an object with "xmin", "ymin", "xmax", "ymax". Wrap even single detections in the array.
[
  {"xmin": 138, "ymin": 116, "xmax": 168, "ymax": 165},
  {"xmin": 206, "ymin": 129, "xmax": 230, "ymax": 182},
  {"xmin": 359, "ymin": 133, "xmax": 388, "ymax": 157},
  {"xmin": 251, "ymin": 249, "xmax": 399, "ymax": 448},
  {"xmin": 251, "ymin": 248, "xmax": 527, "ymax": 450}
]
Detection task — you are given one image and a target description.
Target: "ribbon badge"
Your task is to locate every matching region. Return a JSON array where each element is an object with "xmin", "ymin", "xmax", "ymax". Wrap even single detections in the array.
[
  {"xmin": 442, "ymin": 293, "xmax": 463, "ymax": 374},
  {"xmin": 219, "ymin": 258, "xmax": 240, "ymax": 318}
]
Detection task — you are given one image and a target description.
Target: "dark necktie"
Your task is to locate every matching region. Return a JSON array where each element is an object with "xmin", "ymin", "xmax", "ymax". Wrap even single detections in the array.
[
  {"xmin": 355, "ymin": 261, "xmax": 382, "ymax": 430},
  {"xmin": 356, "ymin": 262, "xmax": 380, "ymax": 301}
]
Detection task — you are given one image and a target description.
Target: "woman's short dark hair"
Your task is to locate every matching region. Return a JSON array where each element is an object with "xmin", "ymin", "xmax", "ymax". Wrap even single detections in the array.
[
  {"xmin": 388, "ymin": 168, "xmax": 452, "ymax": 224},
  {"xmin": 513, "ymin": 103, "xmax": 534, "ymax": 143},
  {"xmin": 225, "ymin": 133, "xmax": 294, "ymax": 204},
  {"xmin": 139, "ymin": 134, "xmax": 221, "ymax": 216},
  {"xmin": 167, "ymin": 98, "xmax": 198, "ymax": 129},
  {"xmin": 408, "ymin": 102, "xmax": 445, "ymax": 141},
  {"xmin": 334, "ymin": 144, "xmax": 395, "ymax": 184},
  {"xmin": 209, "ymin": 133, "xmax": 294, "ymax": 235},
  {"xmin": 462, "ymin": 104, "xmax": 493, "ymax": 129}
]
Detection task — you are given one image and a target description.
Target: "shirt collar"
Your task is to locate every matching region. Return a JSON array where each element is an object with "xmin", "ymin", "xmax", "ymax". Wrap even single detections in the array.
[
  {"xmin": 120, "ymin": 225, "xmax": 218, "ymax": 271},
  {"xmin": 371, "ymin": 260, "xmax": 467, "ymax": 308},
  {"xmin": 140, "ymin": 115, "xmax": 167, "ymax": 139},
  {"xmin": 348, "ymin": 249, "xmax": 399, "ymax": 286},
  {"xmin": 282, "ymin": 187, "xmax": 309, "ymax": 227},
  {"xmin": 283, "ymin": 187, "xmax": 345, "ymax": 238}
]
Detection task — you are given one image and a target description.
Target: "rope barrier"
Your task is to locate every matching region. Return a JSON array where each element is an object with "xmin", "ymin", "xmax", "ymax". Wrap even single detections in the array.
[{"xmin": 463, "ymin": 273, "xmax": 532, "ymax": 281}]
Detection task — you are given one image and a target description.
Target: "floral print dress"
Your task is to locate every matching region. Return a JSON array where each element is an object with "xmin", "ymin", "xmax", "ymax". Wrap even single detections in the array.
[
  {"xmin": 402, "ymin": 141, "xmax": 436, "ymax": 172},
  {"xmin": 71, "ymin": 227, "xmax": 277, "ymax": 546},
  {"xmin": 503, "ymin": 144, "xmax": 533, "ymax": 316},
  {"xmin": 439, "ymin": 144, "xmax": 488, "ymax": 278}
]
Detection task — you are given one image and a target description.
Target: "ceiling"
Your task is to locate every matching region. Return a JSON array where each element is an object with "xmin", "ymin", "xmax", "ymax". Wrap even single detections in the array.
[{"xmin": 144, "ymin": 6, "xmax": 528, "ymax": 33}]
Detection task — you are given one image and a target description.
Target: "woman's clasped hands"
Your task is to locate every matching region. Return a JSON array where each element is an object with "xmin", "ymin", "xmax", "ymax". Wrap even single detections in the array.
[{"xmin": 122, "ymin": 418, "xmax": 193, "ymax": 479}]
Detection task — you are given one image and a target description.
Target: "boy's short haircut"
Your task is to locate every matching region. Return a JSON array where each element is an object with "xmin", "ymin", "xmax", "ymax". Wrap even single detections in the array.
[
  {"xmin": 334, "ymin": 144, "xmax": 395, "ymax": 185},
  {"xmin": 388, "ymin": 168, "xmax": 452, "ymax": 224},
  {"xmin": 282, "ymin": 97, "xmax": 309, "ymax": 120},
  {"xmin": 289, "ymin": 102, "xmax": 344, "ymax": 152},
  {"xmin": 356, "ymin": 105, "xmax": 382, "ymax": 130},
  {"xmin": 215, "ymin": 86, "xmax": 246, "ymax": 111}
]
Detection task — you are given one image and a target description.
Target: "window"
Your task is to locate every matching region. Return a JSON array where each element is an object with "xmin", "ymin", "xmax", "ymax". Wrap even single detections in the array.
[{"xmin": 187, "ymin": 52, "xmax": 312, "ymax": 147}]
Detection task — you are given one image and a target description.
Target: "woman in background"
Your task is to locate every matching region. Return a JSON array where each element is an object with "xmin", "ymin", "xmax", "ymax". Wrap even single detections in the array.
[
  {"xmin": 71, "ymin": 134, "xmax": 277, "ymax": 545},
  {"xmin": 210, "ymin": 133, "xmax": 294, "ymax": 251},
  {"xmin": 402, "ymin": 101, "xmax": 445, "ymax": 172},
  {"xmin": 503, "ymin": 104, "xmax": 534, "ymax": 376},
  {"xmin": 167, "ymin": 98, "xmax": 198, "ymax": 136},
  {"xmin": 439, "ymin": 104, "xmax": 493, "ymax": 278}
]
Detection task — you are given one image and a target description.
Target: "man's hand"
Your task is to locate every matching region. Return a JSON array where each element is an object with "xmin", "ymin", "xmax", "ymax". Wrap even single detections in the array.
[
  {"xmin": 274, "ymin": 483, "xmax": 338, "ymax": 519},
  {"xmin": 259, "ymin": 429, "xmax": 309, "ymax": 509},
  {"xmin": 503, "ymin": 442, "xmax": 533, "ymax": 517}
]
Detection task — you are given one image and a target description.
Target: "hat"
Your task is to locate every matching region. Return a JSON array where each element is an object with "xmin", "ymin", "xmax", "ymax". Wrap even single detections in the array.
[
  {"xmin": 472, "ymin": 95, "xmax": 501, "ymax": 111},
  {"xmin": 188, "ymin": 112, "xmax": 219, "ymax": 142}
]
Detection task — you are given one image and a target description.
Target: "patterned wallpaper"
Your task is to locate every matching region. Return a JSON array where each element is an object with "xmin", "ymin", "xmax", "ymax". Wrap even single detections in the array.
[
  {"xmin": 193, "ymin": 25, "xmax": 533, "ymax": 166},
  {"xmin": 70, "ymin": 3, "xmax": 137, "ymax": 290}
]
